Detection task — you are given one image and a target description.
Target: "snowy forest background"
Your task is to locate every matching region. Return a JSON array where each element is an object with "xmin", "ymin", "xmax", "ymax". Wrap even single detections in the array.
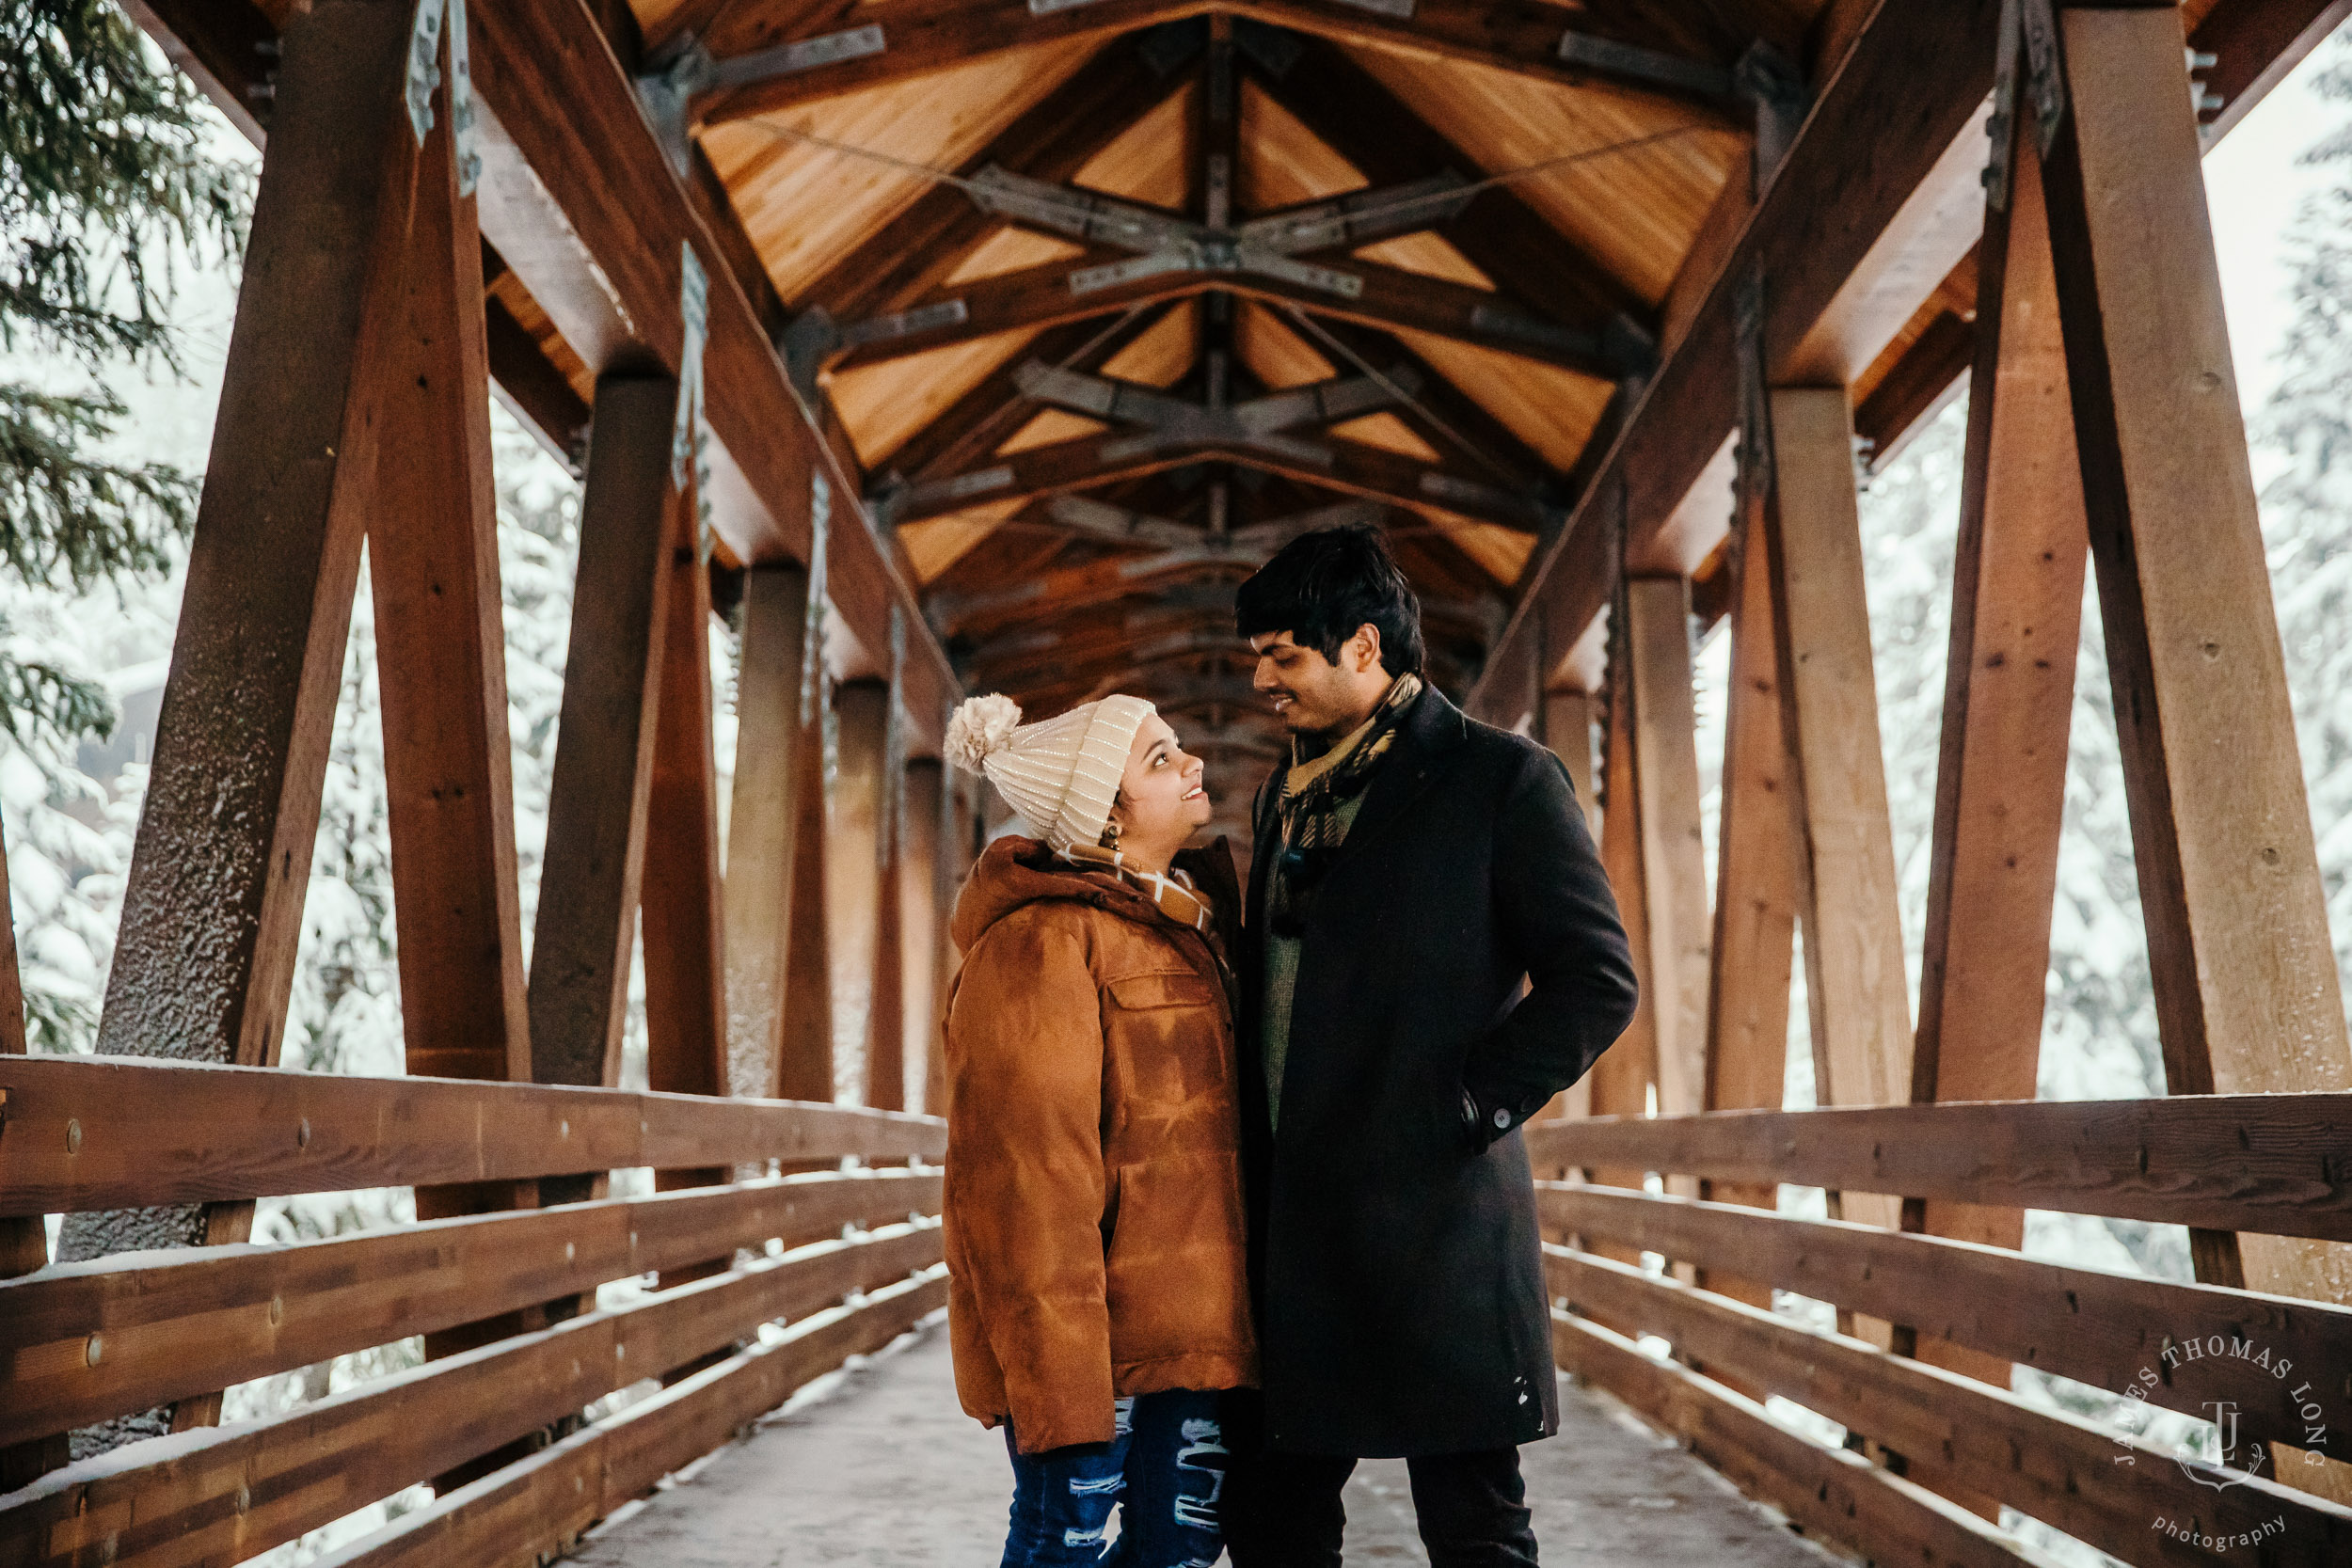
[{"xmin": 4, "ymin": 20, "xmax": 2350, "ymax": 1565}]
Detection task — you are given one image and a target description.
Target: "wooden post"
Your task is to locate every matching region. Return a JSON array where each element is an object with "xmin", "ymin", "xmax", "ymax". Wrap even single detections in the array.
[
  {"xmin": 1909, "ymin": 109, "xmax": 2088, "ymax": 1392},
  {"xmin": 640, "ymin": 532, "xmax": 731, "ymax": 1180},
  {"xmin": 780, "ymin": 666, "xmax": 834, "ymax": 1103},
  {"xmin": 527, "ymin": 374, "xmax": 682, "ymax": 1098},
  {"xmin": 1625, "ymin": 577, "xmax": 1711, "ymax": 1138},
  {"xmin": 829, "ymin": 678, "xmax": 889, "ymax": 1106},
  {"xmin": 1697, "ymin": 525, "xmax": 1800, "ymax": 1323},
  {"xmin": 1536, "ymin": 686, "xmax": 1598, "ymax": 1123},
  {"xmin": 723, "ymin": 564, "xmax": 811, "ymax": 1100},
  {"xmin": 56, "ymin": 0, "xmax": 412, "ymax": 1289},
  {"xmin": 354, "ymin": 10, "xmax": 542, "ymax": 1384},
  {"xmin": 1540, "ymin": 688, "xmax": 1598, "ymax": 811},
  {"xmin": 900, "ymin": 757, "xmax": 945, "ymax": 1116},
  {"xmin": 1762, "ymin": 386, "xmax": 1912, "ymax": 1260},
  {"xmin": 2042, "ymin": 2, "xmax": 2352, "ymax": 1392},
  {"xmin": 1582, "ymin": 627, "xmax": 1655, "ymax": 1191},
  {"xmin": 0, "ymin": 821, "xmax": 68, "ymax": 1488},
  {"xmin": 865, "ymin": 641, "xmax": 909, "ymax": 1114}
]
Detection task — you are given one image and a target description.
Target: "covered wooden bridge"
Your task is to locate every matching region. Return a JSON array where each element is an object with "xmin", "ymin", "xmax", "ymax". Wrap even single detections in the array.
[{"xmin": 7, "ymin": 0, "xmax": 2352, "ymax": 1562}]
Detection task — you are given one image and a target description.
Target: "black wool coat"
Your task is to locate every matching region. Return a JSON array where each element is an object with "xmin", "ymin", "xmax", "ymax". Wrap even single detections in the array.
[{"xmin": 1237, "ymin": 683, "xmax": 1638, "ymax": 1458}]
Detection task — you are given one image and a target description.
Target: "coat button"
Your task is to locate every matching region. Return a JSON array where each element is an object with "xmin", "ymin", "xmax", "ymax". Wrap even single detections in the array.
[{"xmin": 1492, "ymin": 1106, "xmax": 1511, "ymax": 1129}]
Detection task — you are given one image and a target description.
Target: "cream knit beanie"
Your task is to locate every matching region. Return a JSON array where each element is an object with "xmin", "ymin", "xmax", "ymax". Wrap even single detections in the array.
[{"xmin": 944, "ymin": 692, "xmax": 1156, "ymax": 853}]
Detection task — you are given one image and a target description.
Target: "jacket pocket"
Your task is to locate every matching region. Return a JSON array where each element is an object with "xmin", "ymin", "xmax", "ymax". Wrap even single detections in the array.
[
  {"xmin": 1104, "ymin": 1154, "xmax": 1251, "ymax": 1370},
  {"xmin": 1106, "ymin": 971, "xmax": 1219, "ymax": 1011}
]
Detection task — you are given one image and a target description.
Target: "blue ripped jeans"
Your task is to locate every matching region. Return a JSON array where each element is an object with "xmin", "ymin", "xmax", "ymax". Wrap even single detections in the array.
[{"xmin": 1000, "ymin": 1389, "xmax": 1227, "ymax": 1567}]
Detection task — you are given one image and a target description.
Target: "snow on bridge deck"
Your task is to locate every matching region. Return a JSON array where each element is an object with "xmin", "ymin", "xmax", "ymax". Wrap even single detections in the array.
[{"xmin": 571, "ymin": 1321, "xmax": 1846, "ymax": 1566}]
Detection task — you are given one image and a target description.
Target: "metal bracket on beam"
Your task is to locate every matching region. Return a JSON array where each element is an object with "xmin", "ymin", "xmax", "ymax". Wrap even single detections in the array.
[
  {"xmin": 1237, "ymin": 172, "xmax": 1474, "ymax": 253},
  {"xmin": 1331, "ymin": 0, "xmax": 1415, "ymax": 17},
  {"xmin": 711, "ymin": 24, "xmax": 887, "ymax": 88},
  {"xmin": 1735, "ymin": 41, "xmax": 1809, "ymax": 185},
  {"xmin": 1557, "ymin": 31, "xmax": 1737, "ymax": 101}
]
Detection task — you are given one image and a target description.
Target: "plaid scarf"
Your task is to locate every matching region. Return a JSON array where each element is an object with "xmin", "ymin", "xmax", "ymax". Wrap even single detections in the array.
[
  {"xmin": 1266, "ymin": 673, "xmax": 1422, "ymax": 936},
  {"xmin": 1057, "ymin": 842, "xmax": 1214, "ymax": 935}
]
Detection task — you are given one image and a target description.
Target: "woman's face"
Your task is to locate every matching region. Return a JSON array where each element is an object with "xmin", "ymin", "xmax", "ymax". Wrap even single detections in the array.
[{"xmin": 1113, "ymin": 714, "xmax": 1213, "ymax": 847}]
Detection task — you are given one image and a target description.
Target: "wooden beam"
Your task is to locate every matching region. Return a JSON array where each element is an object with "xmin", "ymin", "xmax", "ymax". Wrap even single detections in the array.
[
  {"xmin": 829, "ymin": 680, "xmax": 890, "ymax": 1108},
  {"xmin": 1244, "ymin": 31, "xmax": 1654, "ymax": 341},
  {"xmin": 459, "ymin": 0, "xmax": 962, "ymax": 743},
  {"xmin": 1546, "ymin": 1247, "xmax": 2352, "ymax": 1565},
  {"xmin": 528, "ymin": 375, "xmax": 681, "ymax": 1092},
  {"xmin": 1470, "ymin": 0, "xmax": 2007, "ymax": 721},
  {"xmin": 795, "ymin": 37, "xmax": 1197, "ymax": 322},
  {"xmin": 1696, "ymin": 531, "xmax": 1796, "ymax": 1323},
  {"xmin": 1910, "ymin": 113, "xmax": 2085, "ymax": 1389},
  {"xmin": 1548, "ymin": 1309, "xmax": 2046, "ymax": 1568},
  {"xmin": 0, "ymin": 1171, "xmax": 939, "ymax": 1447},
  {"xmin": 896, "ymin": 426, "xmax": 1546, "ymax": 534},
  {"xmin": 866, "ymin": 662, "xmax": 909, "ymax": 1113},
  {"xmin": 1625, "ymin": 578, "xmax": 1709, "ymax": 1134},
  {"xmin": 833, "ymin": 249, "xmax": 1630, "ymax": 381},
  {"xmin": 57, "ymin": 0, "xmax": 406, "ymax": 1337},
  {"xmin": 723, "ymin": 564, "xmax": 813, "ymax": 1101},
  {"xmin": 0, "ymin": 1239, "xmax": 946, "ymax": 1568},
  {"xmin": 295, "ymin": 1275, "xmax": 949, "ymax": 1568},
  {"xmin": 641, "ymin": 536, "xmax": 734, "ymax": 1199},
  {"xmin": 780, "ymin": 677, "xmax": 836, "ymax": 1102},
  {"xmin": 876, "ymin": 307, "xmax": 1181, "ymax": 483},
  {"xmin": 1542, "ymin": 1182, "xmax": 2352, "ymax": 1457},
  {"xmin": 900, "ymin": 758, "xmax": 946, "ymax": 1117},
  {"xmin": 1582, "ymin": 612, "xmax": 1656, "ymax": 1230},
  {"xmin": 2042, "ymin": 4, "xmax": 2352, "ymax": 1336},
  {"xmin": 1762, "ymin": 387, "xmax": 1909, "ymax": 1246},
  {"xmin": 698, "ymin": 0, "xmax": 1751, "ymax": 123},
  {"xmin": 0, "ymin": 820, "xmax": 64, "ymax": 1487},
  {"xmin": 1521, "ymin": 1092, "xmax": 2352, "ymax": 1244},
  {"xmin": 0, "ymin": 1053, "xmax": 941, "ymax": 1218}
]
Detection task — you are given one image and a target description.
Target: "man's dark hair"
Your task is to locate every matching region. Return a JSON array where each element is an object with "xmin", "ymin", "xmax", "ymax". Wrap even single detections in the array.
[{"xmin": 1234, "ymin": 524, "xmax": 1425, "ymax": 676}]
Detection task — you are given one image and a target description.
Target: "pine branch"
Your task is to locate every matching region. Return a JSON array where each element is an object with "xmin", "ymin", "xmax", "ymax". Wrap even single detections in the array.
[
  {"xmin": 1, "ymin": 0, "xmax": 248, "ymax": 370},
  {"xmin": 0, "ymin": 383, "xmax": 196, "ymax": 590}
]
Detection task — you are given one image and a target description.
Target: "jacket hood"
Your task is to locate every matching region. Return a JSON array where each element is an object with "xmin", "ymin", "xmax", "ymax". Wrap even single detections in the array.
[{"xmin": 950, "ymin": 834, "xmax": 1242, "ymax": 958}]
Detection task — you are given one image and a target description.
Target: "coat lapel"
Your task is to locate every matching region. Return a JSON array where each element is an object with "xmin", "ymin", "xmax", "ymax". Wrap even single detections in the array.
[{"xmin": 1327, "ymin": 682, "xmax": 1470, "ymax": 869}]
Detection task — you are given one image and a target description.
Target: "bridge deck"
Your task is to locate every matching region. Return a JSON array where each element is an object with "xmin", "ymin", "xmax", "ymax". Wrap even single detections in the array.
[{"xmin": 572, "ymin": 1321, "xmax": 1844, "ymax": 1566}]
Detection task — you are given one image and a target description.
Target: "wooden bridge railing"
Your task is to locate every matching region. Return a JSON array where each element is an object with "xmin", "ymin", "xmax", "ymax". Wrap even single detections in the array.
[
  {"xmin": 0, "ymin": 1053, "xmax": 947, "ymax": 1568},
  {"xmin": 1525, "ymin": 1095, "xmax": 2352, "ymax": 1568}
]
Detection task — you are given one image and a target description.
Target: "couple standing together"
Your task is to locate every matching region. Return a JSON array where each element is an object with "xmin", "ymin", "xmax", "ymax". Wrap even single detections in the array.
[{"xmin": 937, "ymin": 526, "xmax": 1640, "ymax": 1566}]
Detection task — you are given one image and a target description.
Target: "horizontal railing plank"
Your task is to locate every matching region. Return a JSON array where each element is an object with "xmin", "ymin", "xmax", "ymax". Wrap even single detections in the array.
[
  {"xmin": 308, "ymin": 1273, "xmax": 949, "ymax": 1568},
  {"xmin": 0, "ymin": 1231, "xmax": 944, "ymax": 1568},
  {"xmin": 1522, "ymin": 1094, "xmax": 2352, "ymax": 1241},
  {"xmin": 1539, "ymin": 1183, "xmax": 2352, "ymax": 1456},
  {"xmin": 0, "ymin": 1170, "xmax": 941, "ymax": 1447},
  {"xmin": 1545, "ymin": 1247, "xmax": 2352, "ymax": 1567},
  {"xmin": 1550, "ymin": 1309, "xmax": 2044, "ymax": 1568},
  {"xmin": 0, "ymin": 1053, "xmax": 944, "ymax": 1216}
]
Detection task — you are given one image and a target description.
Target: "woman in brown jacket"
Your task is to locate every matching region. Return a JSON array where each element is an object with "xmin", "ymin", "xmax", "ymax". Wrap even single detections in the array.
[{"xmin": 941, "ymin": 691, "xmax": 1255, "ymax": 1568}]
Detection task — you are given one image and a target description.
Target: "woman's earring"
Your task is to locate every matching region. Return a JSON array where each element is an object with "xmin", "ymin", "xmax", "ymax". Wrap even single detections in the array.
[{"xmin": 1101, "ymin": 816, "xmax": 1122, "ymax": 847}]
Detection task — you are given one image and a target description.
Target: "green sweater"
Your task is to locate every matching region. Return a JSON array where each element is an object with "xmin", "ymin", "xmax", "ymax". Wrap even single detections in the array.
[{"xmin": 1261, "ymin": 788, "xmax": 1368, "ymax": 1129}]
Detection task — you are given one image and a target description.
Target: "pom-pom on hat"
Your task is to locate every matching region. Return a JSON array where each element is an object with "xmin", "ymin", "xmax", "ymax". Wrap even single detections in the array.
[{"xmin": 944, "ymin": 692, "xmax": 1157, "ymax": 853}]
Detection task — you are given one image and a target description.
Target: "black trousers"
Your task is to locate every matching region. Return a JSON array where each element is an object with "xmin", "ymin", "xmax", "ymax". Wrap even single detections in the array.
[{"xmin": 1222, "ymin": 1441, "xmax": 1537, "ymax": 1567}]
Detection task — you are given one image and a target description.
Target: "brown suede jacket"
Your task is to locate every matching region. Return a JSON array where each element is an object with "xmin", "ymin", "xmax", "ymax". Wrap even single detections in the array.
[{"xmin": 941, "ymin": 834, "xmax": 1257, "ymax": 1454}]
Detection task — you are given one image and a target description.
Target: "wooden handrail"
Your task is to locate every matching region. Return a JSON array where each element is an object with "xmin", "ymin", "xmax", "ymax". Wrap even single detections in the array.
[
  {"xmin": 1522, "ymin": 1093, "xmax": 2352, "ymax": 1241},
  {"xmin": 1546, "ymin": 1248, "xmax": 2352, "ymax": 1566},
  {"xmin": 1538, "ymin": 1182, "xmax": 2352, "ymax": 1455},
  {"xmin": 0, "ymin": 1053, "xmax": 945, "ymax": 1216},
  {"xmin": 307, "ymin": 1272, "xmax": 950, "ymax": 1568},
  {"xmin": 0, "ymin": 1170, "xmax": 941, "ymax": 1447},
  {"xmin": 0, "ymin": 1233, "xmax": 946, "ymax": 1567},
  {"xmin": 1549, "ymin": 1310, "xmax": 2036, "ymax": 1568}
]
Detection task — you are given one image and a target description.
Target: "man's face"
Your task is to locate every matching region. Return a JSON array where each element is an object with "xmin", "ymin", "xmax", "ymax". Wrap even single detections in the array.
[{"xmin": 1249, "ymin": 627, "xmax": 1385, "ymax": 737}]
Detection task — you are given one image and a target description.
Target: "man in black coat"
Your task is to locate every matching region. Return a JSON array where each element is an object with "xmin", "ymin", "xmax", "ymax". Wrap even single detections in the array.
[{"xmin": 1219, "ymin": 525, "xmax": 1639, "ymax": 1567}]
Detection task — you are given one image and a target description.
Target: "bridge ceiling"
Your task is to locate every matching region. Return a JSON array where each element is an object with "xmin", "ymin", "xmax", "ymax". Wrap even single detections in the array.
[{"xmin": 626, "ymin": 0, "xmax": 1839, "ymax": 823}]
